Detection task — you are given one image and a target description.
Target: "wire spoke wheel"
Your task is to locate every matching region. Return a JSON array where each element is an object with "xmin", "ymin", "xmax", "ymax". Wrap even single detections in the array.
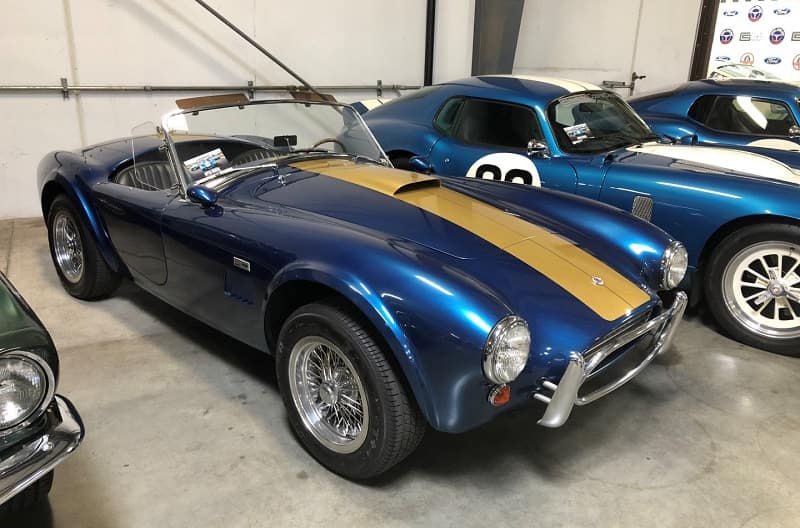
[
  {"xmin": 723, "ymin": 242, "xmax": 800, "ymax": 339},
  {"xmin": 52, "ymin": 212, "xmax": 83, "ymax": 284},
  {"xmin": 288, "ymin": 336, "xmax": 369, "ymax": 454}
]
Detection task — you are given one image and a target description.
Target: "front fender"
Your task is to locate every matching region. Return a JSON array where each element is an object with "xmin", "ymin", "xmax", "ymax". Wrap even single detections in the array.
[
  {"xmin": 267, "ymin": 244, "xmax": 512, "ymax": 432},
  {"xmin": 601, "ymin": 163, "xmax": 800, "ymax": 270}
]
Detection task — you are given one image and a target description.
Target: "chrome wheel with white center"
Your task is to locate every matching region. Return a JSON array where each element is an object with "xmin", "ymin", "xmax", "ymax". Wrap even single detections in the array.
[
  {"xmin": 288, "ymin": 336, "xmax": 368, "ymax": 454},
  {"xmin": 723, "ymin": 242, "xmax": 800, "ymax": 338},
  {"xmin": 706, "ymin": 223, "xmax": 800, "ymax": 356}
]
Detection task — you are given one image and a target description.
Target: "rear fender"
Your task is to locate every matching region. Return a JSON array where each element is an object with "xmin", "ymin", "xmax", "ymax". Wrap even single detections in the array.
[{"xmin": 38, "ymin": 155, "xmax": 125, "ymax": 274}]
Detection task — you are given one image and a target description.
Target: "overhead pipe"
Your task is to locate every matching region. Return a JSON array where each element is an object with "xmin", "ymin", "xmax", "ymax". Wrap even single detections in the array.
[{"xmin": 0, "ymin": 81, "xmax": 418, "ymax": 99}]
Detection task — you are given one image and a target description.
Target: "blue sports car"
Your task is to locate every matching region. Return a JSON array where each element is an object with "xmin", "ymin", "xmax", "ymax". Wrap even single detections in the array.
[
  {"xmin": 629, "ymin": 78, "xmax": 800, "ymax": 150},
  {"xmin": 361, "ymin": 75, "xmax": 800, "ymax": 355},
  {"xmin": 38, "ymin": 96, "xmax": 686, "ymax": 478}
]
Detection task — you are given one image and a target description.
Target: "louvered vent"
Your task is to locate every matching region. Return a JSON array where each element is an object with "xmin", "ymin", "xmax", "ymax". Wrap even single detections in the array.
[{"xmin": 631, "ymin": 195, "xmax": 653, "ymax": 222}]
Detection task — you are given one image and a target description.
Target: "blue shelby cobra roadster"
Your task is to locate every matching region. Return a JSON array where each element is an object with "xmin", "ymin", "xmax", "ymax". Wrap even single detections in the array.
[
  {"xmin": 38, "ymin": 97, "xmax": 686, "ymax": 478},
  {"xmin": 361, "ymin": 75, "xmax": 800, "ymax": 356}
]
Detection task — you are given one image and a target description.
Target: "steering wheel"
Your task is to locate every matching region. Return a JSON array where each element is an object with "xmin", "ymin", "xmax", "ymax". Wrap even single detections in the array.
[{"xmin": 310, "ymin": 138, "xmax": 347, "ymax": 153}]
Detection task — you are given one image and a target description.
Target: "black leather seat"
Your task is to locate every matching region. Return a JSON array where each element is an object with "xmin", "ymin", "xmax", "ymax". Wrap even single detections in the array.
[
  {"xmin": 115, "ymin": 161, "xmax": 175, "ymax": 191},
  {"xmin": 231, "ymin": 148, "xmax": 274, "ymax": 166}
]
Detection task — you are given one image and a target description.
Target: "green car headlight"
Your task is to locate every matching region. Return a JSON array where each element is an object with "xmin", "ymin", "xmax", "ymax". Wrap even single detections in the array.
[{"xmin": 0, "ymin": 353, "xmax": 49, "ymax": 430}]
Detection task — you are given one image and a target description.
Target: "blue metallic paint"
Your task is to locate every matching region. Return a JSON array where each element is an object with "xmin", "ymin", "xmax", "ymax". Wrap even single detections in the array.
[
  {"xmin": 363, "ymin": 76, "xmax": 800, "ymax": 289},
  {"xmin": 38, "ymin": 132, "xmax": 675, "ymax": 433},
  {"xmin": 629, "ymin": 79, "xmax": 800, "ymax": 148}
]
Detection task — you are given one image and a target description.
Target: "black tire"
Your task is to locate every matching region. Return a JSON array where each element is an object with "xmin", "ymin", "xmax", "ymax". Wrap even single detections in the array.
[
  {"xmin": 705, "ymin": 223, "xmax": 800, "ymax": 356},
  {"xmin": 276, "ymin": 300, "xmax": 425, "ymax": 479},
  {"xmin": 47, "ymin": 195, "xmax": 120, "ymax": 299},
  {"xmin": 0, "ymin": 471, "xmax": 53, "ymax": 515},
  {"xmin": 389, "ymin": 154, "xmax": 413, "ymax": 171}
]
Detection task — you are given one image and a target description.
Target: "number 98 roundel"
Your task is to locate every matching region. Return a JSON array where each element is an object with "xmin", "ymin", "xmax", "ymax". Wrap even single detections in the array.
[{"xmin": 465, "ymin": 153, "xmax": 541, "ymax": 187}]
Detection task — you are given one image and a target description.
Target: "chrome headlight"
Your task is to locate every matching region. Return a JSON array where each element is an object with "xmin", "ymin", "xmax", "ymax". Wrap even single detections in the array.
[
  {"xmin": 482, "ymin": 316, "xmax": 531, "ymax": 385},
  {"xmin": 0, "ymin": 353, "xmax": 49, "ymax": 430},
  {"xmin": 660, "ymin": 241, "xmax": 688, "ymax": 290}
]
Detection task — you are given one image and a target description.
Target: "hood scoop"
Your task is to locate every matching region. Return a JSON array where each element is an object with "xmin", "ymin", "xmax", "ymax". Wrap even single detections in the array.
[{"xmin": 392, "ymin": 177, "xmax": 441, "ymax": 195}]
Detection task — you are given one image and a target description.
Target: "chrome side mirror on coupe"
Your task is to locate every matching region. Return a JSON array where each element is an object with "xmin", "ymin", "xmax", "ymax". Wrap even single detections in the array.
[
  {"xmin": 789, "ymin": 125, "xmax": 800, "ymax": 138},
  {"xmin": 527, "ymin": 140, "xmax": 550, "ymax": 159}
]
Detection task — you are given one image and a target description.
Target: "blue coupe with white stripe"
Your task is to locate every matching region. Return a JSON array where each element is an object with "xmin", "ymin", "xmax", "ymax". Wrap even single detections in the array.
[
  {"xmin": 629, "ymin": 79, "xmax": 800, "ymax": 150},
  {"xmin": 361, "ymin": 75, "xmax": 800, "ymax": 356}
]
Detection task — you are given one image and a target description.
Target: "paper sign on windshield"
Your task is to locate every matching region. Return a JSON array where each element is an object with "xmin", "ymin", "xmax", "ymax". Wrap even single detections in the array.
[
  {"xmin": 564, "ymin": 123, "xmax": 592, "ymax": 144},
  {"xmin": 183, "ymin": 148, "xmax": 231, "ymax": 179}
]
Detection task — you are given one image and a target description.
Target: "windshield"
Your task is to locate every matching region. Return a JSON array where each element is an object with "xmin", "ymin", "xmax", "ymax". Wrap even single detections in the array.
[
  {"xmin": 715, "ymin": 64, "xmax": 780, "ymax": 80},
  {"xmin": 162, "ymin": 100, "xmax": 387, "ymax": 184},
  {"xmin": 547, "ymin": 92, "xmax": 656, "ymax": 154}
]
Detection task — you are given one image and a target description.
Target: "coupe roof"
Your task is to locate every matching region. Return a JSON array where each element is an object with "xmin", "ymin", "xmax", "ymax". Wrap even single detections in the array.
[{"xmin": 442, "ymin": 75, "xmax": 604, "ymax": 103}]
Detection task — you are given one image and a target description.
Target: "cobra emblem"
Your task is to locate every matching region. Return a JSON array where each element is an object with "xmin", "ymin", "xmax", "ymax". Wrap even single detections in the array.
[{"xmin": 592, "ymin": 276, "xmax": 605, "ymax": 286}]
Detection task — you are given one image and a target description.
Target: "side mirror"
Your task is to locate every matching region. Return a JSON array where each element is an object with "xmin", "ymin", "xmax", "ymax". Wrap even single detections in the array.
[
  {"xmin": 678, "ymin": 134, "xmax": 698, "ymax": 145},
  {"xmin": 789, "ymin": 125, "xmax": 800, "ymax": 138},
  {"xmin": 527, "ymin": 140, "xmax": 550, "ymax": 159},
  {"xmin": 187, "ymin": 184, "xmax": 218, "ymax": 207},
  {"xmin": 408, "ymin": 156, "xmax": 433, "ymax": 173}
]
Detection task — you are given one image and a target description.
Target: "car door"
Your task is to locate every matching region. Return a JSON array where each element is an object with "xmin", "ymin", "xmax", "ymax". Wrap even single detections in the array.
[
  {"xmin": 158, "ymin": 193, "xmax": 268, "ymax": 350},
  {"xmin": 426, "ymin": 97, "xmax": 579, "ymax": 193},
  {"xmin": 93, "ymin": 132, "xmax": 176, "ymax": 286}
]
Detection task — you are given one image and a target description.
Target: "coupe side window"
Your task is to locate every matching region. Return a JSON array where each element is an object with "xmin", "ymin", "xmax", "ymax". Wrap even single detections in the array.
[
  {"xmin": 689, "ymin": 95, "xmax": 798, "ymax": 136},
  {"xmin": 433, "ymin": 98, "xmax": 464, "ymax": 134},
  {"xmin": 452, "ymin": 99, "xmax": 542, "ymax": 149}
]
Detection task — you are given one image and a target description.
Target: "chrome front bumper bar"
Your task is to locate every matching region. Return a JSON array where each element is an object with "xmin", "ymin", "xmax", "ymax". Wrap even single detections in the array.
[
  {"xmin": 0, "ymin": 395, "xmax": 85, "ymax": 506},
  {"xmin": 534, "ymin": 291, "xmax": 688, "ymax": 428}
]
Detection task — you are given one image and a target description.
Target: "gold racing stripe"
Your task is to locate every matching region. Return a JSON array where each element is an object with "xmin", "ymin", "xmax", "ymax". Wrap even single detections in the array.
[{"xmin": 291, "ymin": 160, "xmax": 650, "ymax": 320}]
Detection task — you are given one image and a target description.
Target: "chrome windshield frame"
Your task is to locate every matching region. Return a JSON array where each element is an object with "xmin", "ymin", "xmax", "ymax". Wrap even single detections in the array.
[{"xmin": 158, "ymin": 99, "xmax": 391, "ymax": 197}]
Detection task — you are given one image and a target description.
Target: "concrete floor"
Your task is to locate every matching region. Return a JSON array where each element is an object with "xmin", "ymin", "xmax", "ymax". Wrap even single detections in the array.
[{"xmin": 1, "ymin": 217, "xmax": 799, "ymax": 528}]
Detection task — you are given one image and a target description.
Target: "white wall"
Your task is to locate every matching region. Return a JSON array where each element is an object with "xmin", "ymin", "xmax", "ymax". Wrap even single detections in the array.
[
  {"xmin": 0, "ymin": 0, "xmax": 474, "ymax": 219},
  {"xmin": 513, "ymin": 0, "xmax": 702, "ymax": 95}
]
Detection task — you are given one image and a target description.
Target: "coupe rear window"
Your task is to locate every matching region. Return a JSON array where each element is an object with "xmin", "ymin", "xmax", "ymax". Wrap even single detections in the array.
[{"xmin": 688, "ymin": 95, "xmax": 798, "ymax": 136}]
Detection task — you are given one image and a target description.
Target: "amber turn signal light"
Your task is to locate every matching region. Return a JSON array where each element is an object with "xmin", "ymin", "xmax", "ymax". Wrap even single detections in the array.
[{"xmin": 488, "ymin": 384, "xmax": 511, "ymax": 406}]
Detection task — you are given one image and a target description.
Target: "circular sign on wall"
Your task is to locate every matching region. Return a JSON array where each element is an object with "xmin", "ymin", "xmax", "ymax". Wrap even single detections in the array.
[
  {"xmin": 793, "ymin": 54, "xmax": 800, "ymax": 71},
  {"xmin": 720, "ymin": 29, "xmax": 734, "ymax": 44},
  {"xmin": 748, "ymin": 5, "xmax": 763, "ymax": 21},
  {"xmin": 770, "ymin": 27, "xmax": 786, "ymax": 44},
  {"xmin": 741, "ymin": 52, "xmax": 755, "ymax": 65}
]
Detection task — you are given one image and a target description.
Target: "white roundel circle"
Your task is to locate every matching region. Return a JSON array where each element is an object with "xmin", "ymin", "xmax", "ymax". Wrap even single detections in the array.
[{"xmin": 465, "ymin": 153, "xmax": 541, "ymax": 187}]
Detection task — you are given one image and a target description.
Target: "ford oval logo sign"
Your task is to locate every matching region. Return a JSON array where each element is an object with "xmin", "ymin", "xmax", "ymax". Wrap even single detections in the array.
[
  {"xmin": 770, "ymin": 27, "xmax": 786, "ymax": 44},
  {"xmin": 764, "ymin": 57, "xmax": 782, "ymax": 65},
  {"xmin": 720, "ymin": 29, "xmax": 734, "ymax": 44},
  {"xmin": 774, "ymin": 7, "xmax": 791, "ymax": 15},
  {"xmin": 723, "ymin": 9, "xmax": 738, "ymax": 16},
  {"xmin": 715, "ymin": 56, "xmax": 731, "ymax": 62},
  {"xmin": 740, "ymin": 52, "xmax": 754, "ymax": 65},
  {"xmin": 749, "ymin": 5, "xmax": 763, "ymax": 21}
]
